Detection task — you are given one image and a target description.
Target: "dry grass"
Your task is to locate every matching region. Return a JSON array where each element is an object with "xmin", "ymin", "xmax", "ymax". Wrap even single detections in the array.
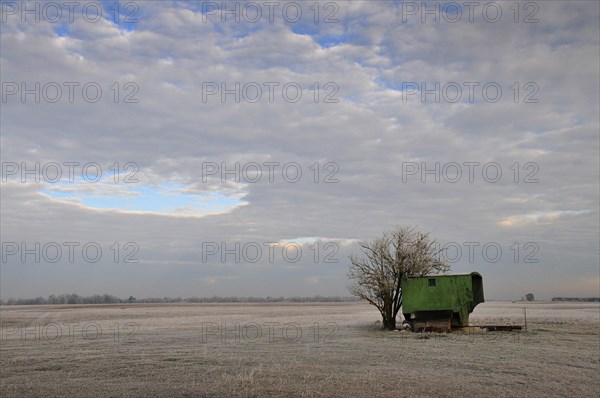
[{"xmin": 1, "ymin": 301, "xmax": 598, "ymax": 397}]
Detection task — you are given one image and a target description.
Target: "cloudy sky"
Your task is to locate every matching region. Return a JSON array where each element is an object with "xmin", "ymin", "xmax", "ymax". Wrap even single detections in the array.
[{"xmin": 1, "ymin": 0, "xmax": 598, "ymax": 300}]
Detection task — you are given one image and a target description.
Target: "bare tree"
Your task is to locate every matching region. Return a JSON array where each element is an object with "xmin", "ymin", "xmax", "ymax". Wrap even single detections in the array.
[{"xmin": 348, "ymin": 226, "xmax": 449, "ymax": 330}]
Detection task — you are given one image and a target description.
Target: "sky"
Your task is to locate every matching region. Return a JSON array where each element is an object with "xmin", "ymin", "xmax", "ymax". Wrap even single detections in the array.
[{"xmin": 0, "ymin": 0, "xmax": 598, "ymax": 300}]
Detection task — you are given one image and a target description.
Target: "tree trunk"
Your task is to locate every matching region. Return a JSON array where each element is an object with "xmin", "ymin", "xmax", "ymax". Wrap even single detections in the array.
[
  {"xmin": 382, "ymin": 301, "xmax": 396, "ymax": 330},
  {"xmin": 383, "ymin": 316, "xmax": 396, "ymax": 330}
]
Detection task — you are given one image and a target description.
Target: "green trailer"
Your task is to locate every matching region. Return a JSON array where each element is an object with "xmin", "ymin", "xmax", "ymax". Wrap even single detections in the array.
[{"xmin": 402, "ymin": 272, "xmax": 484, "ymax": 329}]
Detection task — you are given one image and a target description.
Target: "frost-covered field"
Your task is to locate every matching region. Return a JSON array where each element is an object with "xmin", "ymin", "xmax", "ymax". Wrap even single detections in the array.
[{"xmin": 1, "ymin": 301, "xmax": 598, "ymax": 397}]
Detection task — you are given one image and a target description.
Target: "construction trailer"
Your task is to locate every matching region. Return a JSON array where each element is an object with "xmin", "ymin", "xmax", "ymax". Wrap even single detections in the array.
[{"xmin": 402, "ymin": 272, "xmax": 484, "ymax": 331}]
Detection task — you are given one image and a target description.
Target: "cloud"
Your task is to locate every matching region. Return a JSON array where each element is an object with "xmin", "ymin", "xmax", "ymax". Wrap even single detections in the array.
[
  {"xmin": 499, "ymin": 210, "xmax": 592, "ymax": 228},
  {"xmin": 1, "ymin": 1, "xmax": 598, "ymax": 299},
  {"xmin": 39, "ymin": 181, "xmax": 247, "ymax": 217}
]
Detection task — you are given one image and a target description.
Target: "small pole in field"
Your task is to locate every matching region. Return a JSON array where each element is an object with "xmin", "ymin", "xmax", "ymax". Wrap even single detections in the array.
[{"xmin": 523, "ymin": 307, "xmax": 528, "ymax": 331}]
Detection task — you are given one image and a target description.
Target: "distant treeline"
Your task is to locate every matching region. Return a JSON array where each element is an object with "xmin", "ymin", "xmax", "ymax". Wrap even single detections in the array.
[
  {"xmin": 551, "ymin": 297, "xmax": 600, "ymax": 302},
  {"xmin": 0, "ymin": 294, "xmax": 360, "ymax": 306}
]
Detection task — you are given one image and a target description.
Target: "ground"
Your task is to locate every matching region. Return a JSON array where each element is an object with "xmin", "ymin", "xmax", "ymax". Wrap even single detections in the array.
[{"xmin": 1, "ymin": 301, "xmax": 598, "ymax": 397}]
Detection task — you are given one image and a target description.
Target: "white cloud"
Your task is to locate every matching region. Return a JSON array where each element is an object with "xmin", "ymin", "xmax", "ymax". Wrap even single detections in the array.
[
  {"xmin": 1, "ymin": 1, "xmax": 598, "ymax": 299},
  {"xmin": 499, "ymin": 210, "xmax": 592, "ymax": 227}
]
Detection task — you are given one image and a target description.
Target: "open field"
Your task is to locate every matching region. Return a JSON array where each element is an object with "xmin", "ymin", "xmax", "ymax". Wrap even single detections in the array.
[{"xmin": 1, "ymin": 301, "xmax": 599, "ymax": 397}]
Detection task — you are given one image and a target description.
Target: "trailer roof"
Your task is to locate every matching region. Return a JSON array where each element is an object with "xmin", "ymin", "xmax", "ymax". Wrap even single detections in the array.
[{"xmin": 408, "ymin": 272, "xmax": 482, "ymax": 278}]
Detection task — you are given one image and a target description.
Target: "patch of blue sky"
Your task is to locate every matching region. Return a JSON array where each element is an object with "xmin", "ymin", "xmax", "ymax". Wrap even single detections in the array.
[
  {"xmin": 53, "ymin": 24, "xmax": 70, "ymax": 37},
  {"xmin": 314, "ymin": 35, "xmax": 346, "ymax": 48},
  {"xmin": 230, "ymin": 24, "xmax": 263, "ymax": 40},
  {"xmin": 375, "ymin": 76, "xmax": 404, "ymax": 91},
  {"xmin": 290, "ymin": 22, "xmax": 347, "ymax": 48},
  {"xmin": 184, "ymin": 0, "xmax": 222, "ymax": 14},
  {"xmin": 98, "ymin": 0, "xmax": 139, "ymax": 31},
  {"xmin": 290, "ymin": 22, "xmax": 319, "ymax": 36},
  {"xmin": 41, "ymin": 181, "xmax": 244, "ymax": 215}
]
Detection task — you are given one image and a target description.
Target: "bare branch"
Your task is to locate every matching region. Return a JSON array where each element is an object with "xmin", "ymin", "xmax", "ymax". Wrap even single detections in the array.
[{"xmin": 348, "ymin": 225, "xmax": 450, "ymax": 330}]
